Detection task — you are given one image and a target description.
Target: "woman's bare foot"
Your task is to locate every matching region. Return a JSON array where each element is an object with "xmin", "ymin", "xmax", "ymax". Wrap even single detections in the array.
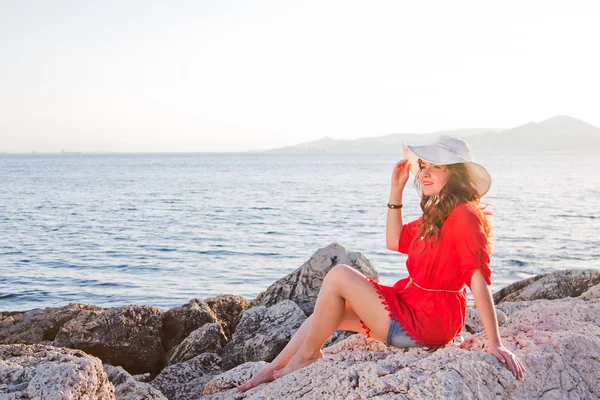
[
  {"xmin": 272, "ymin": 349, "xmax": 324, "ymax": 379},
  {"xmin": 236, "ymin": 365, "xmax": 277, "ymax": 392}
]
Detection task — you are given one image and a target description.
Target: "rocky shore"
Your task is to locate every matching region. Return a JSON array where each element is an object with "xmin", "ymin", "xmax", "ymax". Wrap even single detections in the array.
[{"xmin": 1, "ymin": 243, "xmax": 600, "ymax": 399}]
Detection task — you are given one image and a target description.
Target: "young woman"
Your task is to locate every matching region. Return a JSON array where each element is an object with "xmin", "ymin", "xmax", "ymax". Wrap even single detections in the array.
[{"xmin": 238, "ymin": 136, "xmax": 525, "ymax": 392}]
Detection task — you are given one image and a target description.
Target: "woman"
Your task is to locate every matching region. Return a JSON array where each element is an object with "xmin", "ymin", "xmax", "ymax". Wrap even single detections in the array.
[{"xmin": 238, "ymin": 136, "xmax": 525, "ymax": 392}]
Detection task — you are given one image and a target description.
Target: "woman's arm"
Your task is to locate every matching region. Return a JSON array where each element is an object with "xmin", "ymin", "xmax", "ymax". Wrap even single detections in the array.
[
  {"xmin": 386, "ymin": 160, "xmax": 411, "ymax": 250},
  {"xmin": 386, "ymin": 193, "xmax": 404, "ymax": 251},
  {"xmin": 470, "ymin": 269, "xmax": 526, "ymax": 380}
]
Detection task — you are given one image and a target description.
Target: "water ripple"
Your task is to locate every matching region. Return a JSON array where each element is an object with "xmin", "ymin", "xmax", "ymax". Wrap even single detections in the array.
[{"xmin": 1, "ymin": 152, "xmax": 600, "ymax": 311}]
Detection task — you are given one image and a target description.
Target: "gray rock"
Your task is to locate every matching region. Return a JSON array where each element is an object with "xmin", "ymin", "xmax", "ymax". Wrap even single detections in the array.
[
  {"xmin": 205, "ymin": 295, "xmax": 249, "ymax": 340},
  {"xmin": 201, "ymin": 297, "xmax": 600, "ymax": 399},
  {"xmin": 54, "ymin": 305, "xmax": 165, "ymax": 375},
  {"xmin": 219, "ymin": 300, "xmax": 306, "ymax": 370},
  {"xmin": 462, "ymin": 306, "xmax": 507, "ymax": 335},
  {"xmin": 252, "ymin": 243, "xmax": 379, "ymax": 315},
  {"xmin": 323, "ymin": 330, "xmax": 355, "ymax": 348},
  {"xmin": 0, "ymin": 303, "xmax": 103, "ymax": 345},
  {"xmin": 0, "ymin": 344, "xmax": 114, "ymax": 399},
  {"xmin": 168, "ymin": 323, "xmax": 227, "ymax": 366},
  {"xmin": 132, "ymin": 372, "xmax": 152, "ymax": 382},
  {"xmin": 104, "ymin": 364, "xmax": 167, "ymax": 400},
  {"xmin": 150, "ymin": 353, "xmax": 223, "ymax": 400},
  {"xmin": 581, "ymin": 284, "xmax": 600, "ymax": 301},
  {"xmin": 202, "ymin": 361, "xmax": 268, "ymax": 396},
  {"xmin": 162, "ymin": 299, "xmax": 219, "ymax": 359},
  {"xmin": 493, "ymin": 269, "xmax": 600, "ymax": 303}
]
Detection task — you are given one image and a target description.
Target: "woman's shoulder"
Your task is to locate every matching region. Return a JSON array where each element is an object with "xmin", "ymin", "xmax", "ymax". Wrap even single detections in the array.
[{"xmin": 446, "ymin": 202, "xmax": 483, "ymax": 227}]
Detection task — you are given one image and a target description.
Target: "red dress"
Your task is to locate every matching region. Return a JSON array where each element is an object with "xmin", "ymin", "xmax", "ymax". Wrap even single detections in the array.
[{"xmin": 366, "ymin": 202, "xmax": 492, "ymax": 347}]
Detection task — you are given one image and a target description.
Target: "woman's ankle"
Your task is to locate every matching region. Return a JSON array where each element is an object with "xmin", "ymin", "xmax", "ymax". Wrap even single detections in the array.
[{"xmin": 298, "ymin": 345, "xmax": 324, "ymax": 360}]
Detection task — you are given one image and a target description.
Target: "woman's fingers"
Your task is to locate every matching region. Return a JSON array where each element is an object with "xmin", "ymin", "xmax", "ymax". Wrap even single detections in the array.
[
  {"xmin": 503, "ymin": 351, "xmax": 518, "ymax": 377},
  {"xmin": 508, "ymin": 357, "xmax": 519, "ymax": 378},
  {"xmin": 499, "ymin": 349, "xmax": 525, "ymax": 380},
  {"xmin": 393, "ymin": 160, "xmax": 406, "ymax": 171},
  {"xmin": 516, "ymin": 358, "xmax": 526, "ymax": 380}
]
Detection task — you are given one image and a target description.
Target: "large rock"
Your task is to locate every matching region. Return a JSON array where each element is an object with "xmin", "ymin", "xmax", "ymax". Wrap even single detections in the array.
[
  {"xmin": 462, "ymin": 306, "xmax": 507, "ymax": 335},
  {"xmin": 493, "ymin": 268, "xmax": 600, "ymax": 304},
  {"xmin": 0, "ymin": 304, "xmax": 102, "ymax": 345},
  {"xmin": 205, "ymin": 295, "xmax": 249, "ymax": 340},
  {"xmin": 252, "ymin": 243, "xmax": 379, "ymax": 315},
  {"xmin": 168, "ymin": 323, "xmax": 227, "ymax": 366},
  {"xmin": 0, "ymin": 344, "xmax": 114, "ymax": 399},
  {"xmin": 219, "ymin": 300, "xmax": 306, "ymax": 370},
  {"xmin": 150, "ymin": 353, "xmax": 224, "ymax": 400},
  {"xmin": 162, "ymin": 299, "xmax": 219, "ymax": 358},
  {"xmin": 201, "ymin": 296, "xmax": 600, "ymax": 399},
  {"xmin": 581, "ymin": 284, "xmax": 600, "ymax": 301},
  {"xmin": 54, "ymin": 305, "xmax": 165, "ymax": 375},
  {"xmin": 104, "ymin": 364, "xmax": 167, "ymax": 400},
  {"xmin": 202, "ymin": 361, "xmax": 268, "ymax": 395}
]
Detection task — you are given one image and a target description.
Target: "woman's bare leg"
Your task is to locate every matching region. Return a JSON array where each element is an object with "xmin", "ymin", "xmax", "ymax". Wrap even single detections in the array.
[
  {"xmin": 237, "ymin": 314, "xmax": 315, "ymax": 392},
  {"xmin": 273, "ymin": 265, "xmax": 390, "ymax": 378},
  {"xmin": 237, "ymin": 292, "xmax": 384, "ymax": 391}
]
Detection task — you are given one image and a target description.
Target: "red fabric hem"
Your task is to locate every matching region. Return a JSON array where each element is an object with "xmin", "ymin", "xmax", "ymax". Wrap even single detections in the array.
[
  {"xmin": 359, "ymin": 319, "xmax": 371, "ymax": 337},
  {"xmin": 366, "ymin": 276, "xmax": 447, "ymax": 350}
]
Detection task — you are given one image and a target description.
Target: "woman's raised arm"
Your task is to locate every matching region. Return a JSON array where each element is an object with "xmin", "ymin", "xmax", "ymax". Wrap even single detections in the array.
[{"xmin": 386, "ymin": 160, "xmax": 411, "ymax": 250}]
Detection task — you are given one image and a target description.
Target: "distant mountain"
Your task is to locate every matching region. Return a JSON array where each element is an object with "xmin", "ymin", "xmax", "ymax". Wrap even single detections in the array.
[
  {"xmin": 265, "ymin": 129, "xmax": 503, "ymax": 154},
  {"xmin": 468, "ymin": 115, "xmax": 600, "ymax": 151},
  {"xmin": 264, "ymin": 116, "xmax": 600, "ymax": 153}
]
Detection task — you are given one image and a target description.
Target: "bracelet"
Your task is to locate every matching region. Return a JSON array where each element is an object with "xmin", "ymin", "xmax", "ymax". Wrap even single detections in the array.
[{"xmin": 387, "ymin": 203, "xmax": 403, "ymax": 209}]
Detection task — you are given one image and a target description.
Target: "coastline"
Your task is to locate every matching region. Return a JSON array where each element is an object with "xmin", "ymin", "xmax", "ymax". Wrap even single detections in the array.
[{"xmin": 1, "ymin": 243, "xmax": 600, "ymax": 399}]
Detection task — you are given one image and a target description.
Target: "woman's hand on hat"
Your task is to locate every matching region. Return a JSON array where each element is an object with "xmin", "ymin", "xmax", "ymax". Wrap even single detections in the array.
[
  {"xmin": 391, "ymin": 160, "xmax": 411, "ymax": 189},
  {"xmin": 489, "ymin": 344, "xmax": 526, "ymax": 381}
]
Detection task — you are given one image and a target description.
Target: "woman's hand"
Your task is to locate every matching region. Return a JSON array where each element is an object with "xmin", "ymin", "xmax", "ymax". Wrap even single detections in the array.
[
  {"xmin": 489, "ymin": 344, "xmax": 526, "ymax": 380},
  {"xmin": 391, "ymin": 160, "xmax": 411, "ymax": 189}
]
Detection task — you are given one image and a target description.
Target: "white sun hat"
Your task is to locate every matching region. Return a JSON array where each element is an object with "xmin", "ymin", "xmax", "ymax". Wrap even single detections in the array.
[{"xmin": 402, "ymin": 135, "xmax": 492, "ymax": 197}]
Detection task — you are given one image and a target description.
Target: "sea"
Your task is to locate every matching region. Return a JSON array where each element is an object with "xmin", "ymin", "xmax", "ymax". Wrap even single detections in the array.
[{"xmin": 1, "ymin": 152, "xmax": 599, "ymax": 312}]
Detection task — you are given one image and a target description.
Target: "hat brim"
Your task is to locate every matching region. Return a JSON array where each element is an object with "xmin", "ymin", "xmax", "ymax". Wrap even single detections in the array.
[{"xmin": 402, "ymin": 143, "xmax": 492, "ymax": 197}]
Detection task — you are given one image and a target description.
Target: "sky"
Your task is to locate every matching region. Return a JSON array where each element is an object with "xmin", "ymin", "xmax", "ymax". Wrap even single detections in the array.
[{"xmin": 1, "ymin": 0, "xmax": 599, "ymax": 153}]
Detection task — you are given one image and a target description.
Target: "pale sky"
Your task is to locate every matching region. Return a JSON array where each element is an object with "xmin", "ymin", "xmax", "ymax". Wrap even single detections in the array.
[{"xmin": 1, "ymin": 0, "xmax": 599, "ymax": 153}]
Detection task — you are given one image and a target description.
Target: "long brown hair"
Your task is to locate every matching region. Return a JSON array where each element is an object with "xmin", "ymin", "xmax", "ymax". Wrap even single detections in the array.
[{"xmin": 415, "ymin": 161, "xmax": 493, "ymax": 254}]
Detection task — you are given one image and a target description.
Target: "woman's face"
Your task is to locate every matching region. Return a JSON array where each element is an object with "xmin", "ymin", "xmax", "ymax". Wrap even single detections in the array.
[{"xmin": 417, "ymin": 160, "xmax": 450, "ymax": 196}]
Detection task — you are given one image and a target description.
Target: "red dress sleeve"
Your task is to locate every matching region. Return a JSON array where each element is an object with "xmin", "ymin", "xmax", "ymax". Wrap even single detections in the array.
[
  {"xmin": 398, "ymin": 217, "xmax": 422, "ymax": 254},
  {"xmin": 452, "ymin": 205, "xmax": 492, "ymax": 288}
]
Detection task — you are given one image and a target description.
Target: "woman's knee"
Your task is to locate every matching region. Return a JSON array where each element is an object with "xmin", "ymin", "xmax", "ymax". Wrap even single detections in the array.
[{"xmin": 325, "ymin": 264, "xmax": 354, "ymax": 283}]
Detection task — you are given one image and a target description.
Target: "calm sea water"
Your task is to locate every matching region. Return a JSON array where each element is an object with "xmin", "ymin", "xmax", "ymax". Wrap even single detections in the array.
[{"xmin": 1, "ymin": 152, "xmax": 599, "ymax": 311}]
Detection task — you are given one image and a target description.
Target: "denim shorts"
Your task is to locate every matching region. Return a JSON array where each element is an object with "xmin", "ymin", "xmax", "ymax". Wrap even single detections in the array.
[{"xmin": 386, "ymin": 319, "xmax": 420, "ymax": 348}]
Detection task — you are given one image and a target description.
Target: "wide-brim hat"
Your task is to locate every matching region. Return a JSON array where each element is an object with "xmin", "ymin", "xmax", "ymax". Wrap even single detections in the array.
[{"xmin": 402, "ymin": 135, "xmax": 492, "ymax": 197}]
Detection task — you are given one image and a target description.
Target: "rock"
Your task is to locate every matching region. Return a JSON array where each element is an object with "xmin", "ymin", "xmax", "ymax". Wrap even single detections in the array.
[
  {"xmin": 132, "ymin": 372, "xmax": 152, "ymax": 382},
  {"xmin": 104, "ymin": 364, "xmax": 167, "ymax": 400},
  {"xmin": 201, "ymin": 298, "xmax": 600, "ymax": 399},
  {"xmin": 495, "ymin": 298, "xmax": 600, "ymax": 328},
  {"xmin": 219, "ymin": 300, "xmax": 306, "ymax": 370},
  {"xmin": 0, "ymin": 303, "xmax": 102, "ymax": 345},
  {"xmin": 462, "ymin": 306, "xmax": 507, "ymax": 335},
  {"xmin": 168, "ymin": 323, "xmax": 227, "ymax": 366},
  {"xmin": 205, "ymin": 295, "xmax": 249, "ymax": 340},
  {"xmin": 162, "ymin": 299, "xmax": 219, "ymax": 359},
  {"xmin": 150, "ymin": 353, "xmax": 224, "ymax": 400},
  {"xmin": 252, "ymin": 243, "xmax": 379, "ymax": 315},
  {"xmin": 323, "ymin": 330, "xmax": 355, "ymax": 348},
  {"xmin": 0, "ymin": 344, "xmax": 114, "ymax": 399},
  {"xmin": 581, "ymin": 284, "xmax": 600, "ymax": 301},
  {"xmin": 54, "ymin": 305, "xmax": 165, "ymax": 375},
  {"xmin": 202, "ymin": 361, "xmax": 268, "ymax": 395},
  {"xmin": 493, "ymin": 268, "xmax": 600, "ymax": 304}
]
